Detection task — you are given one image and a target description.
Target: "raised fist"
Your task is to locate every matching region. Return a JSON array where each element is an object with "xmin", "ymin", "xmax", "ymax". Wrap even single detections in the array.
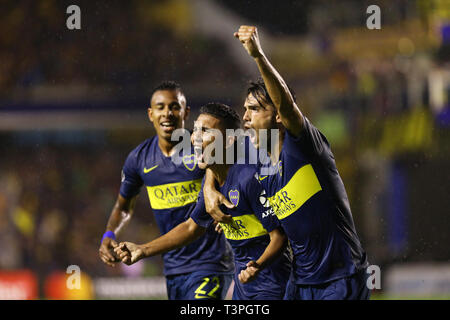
[{"xmin": 233, "ymin": 25, "xmax": 264, "ymax": 58}]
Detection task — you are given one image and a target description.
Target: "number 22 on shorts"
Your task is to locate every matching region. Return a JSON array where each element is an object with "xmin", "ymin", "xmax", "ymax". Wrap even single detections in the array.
[{"xmin": 194, "ymin": 276, "xmax": 221, "ymax": 299}]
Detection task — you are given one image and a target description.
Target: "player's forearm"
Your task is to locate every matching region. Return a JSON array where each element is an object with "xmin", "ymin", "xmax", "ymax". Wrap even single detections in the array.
[
  {"xmin": 255, "ymin": 229, "xmax": 287, "ymax": 270},
  {"xmin": 141, "ymin": 219, "xmax": 205, "ymax": 257},
  {"xmin": 254, "ymin": 54, "xmax": 296, "ymax": 112},
  {"xmin": 105, "ymin": 195, "xmax": 135, "ymax": 237},
  {"xmin": 105, "ymin": 210, "xmax": 129, "ymax": 236},
  {"xmin": 204, "ymin": 169, "xmax": 217, "ymax": 194},
  {"xmin": 253, "ymin": 53, "xmax": 304, "ymax": 137}
]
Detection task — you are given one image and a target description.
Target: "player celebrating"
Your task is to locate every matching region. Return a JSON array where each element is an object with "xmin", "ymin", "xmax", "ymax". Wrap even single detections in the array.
[
  {"xmin": 205, "ymin": 26, "xmax": 370, "ymax": 300},
  {"xmin": 113, "ymin": 103, "xmax": 292, "ymax": 300},
  {"xmin": 99, "ymin": 82, "xmax": 234, "ymax": 300}
]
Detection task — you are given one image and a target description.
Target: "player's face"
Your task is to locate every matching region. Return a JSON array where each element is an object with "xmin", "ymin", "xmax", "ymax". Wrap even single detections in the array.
[
  {"xmin": 243, "ymin": 93, "xmax": 278, "ymax": 148},
  {"xmin": 191, "ymin": 114, "xmax": 225, "ymax": 170},
  {"xmin": 148, "ymin": 89, "xmax": 189, "ymax": 141}
]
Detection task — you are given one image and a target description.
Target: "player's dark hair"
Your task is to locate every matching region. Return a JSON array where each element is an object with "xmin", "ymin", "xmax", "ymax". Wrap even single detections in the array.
[
  {"xmin": 199, "ymin": 102, "xmax": 241, "ymax": 131},
  {"xmin": 199, "ymin": 103, "xmax": 242, "ymax": 162},
  {"xmin": 247, "ymin": 78, "xmax": 297, "ymax": 109},
  {"xmin": 151, "ymin": 80, "xmax": 185, "ymax": 97}
]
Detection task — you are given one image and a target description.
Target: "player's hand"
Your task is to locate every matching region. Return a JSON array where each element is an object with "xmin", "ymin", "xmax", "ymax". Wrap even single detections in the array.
[
  {"xmin": 114, "ymin": 242, "xmax": 145, "ymax": 265},
  {"xmin": 238, "ymin": 260, "xmax": 261, "ymax": 284},
  {"xmin": 203, "ymin": 186, "xmax": 233, "ymax": 224},
  {"xmin": 213, "ymin": 221, "xmax": 223, "ymax": 234},
  {"xmin": 233, "ymin": 25, "xmax": 264, "ymax": 58},
  {"xmin": 99, "ymin": 237, "xmax": 120, "ymax": 267}
]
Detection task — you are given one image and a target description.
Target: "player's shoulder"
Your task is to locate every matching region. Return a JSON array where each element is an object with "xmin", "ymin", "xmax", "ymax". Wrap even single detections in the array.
[
  {"xmin": 284, "ymin": 116, "xmax": 331, "ymax": 156},
  {"xmin": 126, "ymin": 136, "xmax": 157, "ymax": 162},
  {"xmin": 303, "ymin": 117, "xmax": 330, "ymax": 145}
]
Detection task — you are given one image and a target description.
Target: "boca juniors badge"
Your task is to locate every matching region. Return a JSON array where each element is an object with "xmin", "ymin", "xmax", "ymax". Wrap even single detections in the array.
[
  {"xmin": 228, "ymin": 189, "xmax": 240, "ymax": 207},
  {"xmin": 182, "ymin": 154, "xmax": 196, "ymax": 171}
]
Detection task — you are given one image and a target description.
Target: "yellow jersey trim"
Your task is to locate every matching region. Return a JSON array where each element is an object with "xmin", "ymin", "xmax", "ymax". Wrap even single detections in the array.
[
  {"xmin": 219, "ymin": 214, "xmax": 268, "ymax": 240},
  {"xmin": 268, "ymin": 164, "xmax": 322, "ymax": 220},
  {"xmin": 146, "ymin": 179, "xmax": 202, "ymax": 210}
]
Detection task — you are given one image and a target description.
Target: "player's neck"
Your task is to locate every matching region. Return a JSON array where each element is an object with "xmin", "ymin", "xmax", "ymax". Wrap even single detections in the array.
[
  {"xmin": 210, "ymin": 163, "xmax": 232, "ymax": 187},
  {"xmin": 157, "ymin": 137, "xmax": 176, "ymax": 157}
]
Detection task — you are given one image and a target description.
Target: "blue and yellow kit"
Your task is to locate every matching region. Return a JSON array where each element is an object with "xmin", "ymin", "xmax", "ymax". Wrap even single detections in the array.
[
  {"xmin": 258, "ymin": 118, "xmax": 368, "ymax": 286},
  {"xmin": 119, "ymin": 135, "xmax": 234, "ymax": 278},
  {"xmin": 191, "ymin": 163, "xmax": 291, "ymax": 300}
]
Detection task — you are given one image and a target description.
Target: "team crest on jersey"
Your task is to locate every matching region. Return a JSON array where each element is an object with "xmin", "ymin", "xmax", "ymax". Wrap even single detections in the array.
[
  {"xmin": 182, "ymin": 154, "xmax": 196, "ymax": 171},
  {"xmin": 228, "ymin": 189, "xmax": 240, "ymax": 207}
]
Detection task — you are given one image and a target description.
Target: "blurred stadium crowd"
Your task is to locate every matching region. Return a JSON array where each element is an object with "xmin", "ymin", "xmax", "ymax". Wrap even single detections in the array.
[
  {"xmin": 0, "ymin": 142, "xmax": 163, "ymax": 275},
  {"xmin": 0, "ymin": 0, "xmax": 449, "ymax": 299},
  {"xmin": 0, "ymin": 0, "xmax": 242, "ymax": 100}
]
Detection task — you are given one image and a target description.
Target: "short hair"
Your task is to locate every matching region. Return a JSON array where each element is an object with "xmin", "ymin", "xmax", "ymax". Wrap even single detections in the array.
[
  {"xmin": 199, "ymin": 102, "xmax": 241, "ymax": 130},
  {"xmin": 247, "ymin": 78, "xmax": 297, "ymax": 109},
  {"xmin": 151, "ymin": 80, "xmax": 185, "ymax": 98}
]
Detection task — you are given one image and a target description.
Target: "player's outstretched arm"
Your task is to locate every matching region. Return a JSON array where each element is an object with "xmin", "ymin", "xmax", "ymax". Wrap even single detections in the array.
[
  {"xmin": 114, "ymin": 218, "xmax": 206, "ymax": 265},
  {"xmin": 234, "ymin": 25, "xmax": 305, "ymax": 137},
  {"xmin": 238, "ymin": 227, "xmax": 287, "ymax": 284},
  {"xmin": 99, "ymin": 194, "xmax": 136, "ymax": 267},
  {"xmin": 203, "ymin": 169, "xmax": 233, "ymax": 223}
]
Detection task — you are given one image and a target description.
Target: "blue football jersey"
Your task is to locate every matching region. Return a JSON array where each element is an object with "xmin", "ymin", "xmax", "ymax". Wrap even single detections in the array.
[
  {"xmin": 258, "ymin": 118, "xmax": 368, "ymax": 285},
  {"xmin": 119, "ymin": 134, "xmax": 234, "ymax": 276},
  {"xmin": 191, "ymin": 163, "xmax": 291, "ymax": 299}
]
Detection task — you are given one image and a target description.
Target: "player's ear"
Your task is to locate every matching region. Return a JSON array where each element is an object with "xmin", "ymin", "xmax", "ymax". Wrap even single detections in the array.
[
  {"xmin": 275, "ymin": 111, "xmax": 282, "ymax": 124},
  {"xmin": 184, "ymin": 106, "xmax": 190, "ymax": 120},
  {"xmin": 147, "ymin": 107, "xmax": 153, "ymax": 122}
]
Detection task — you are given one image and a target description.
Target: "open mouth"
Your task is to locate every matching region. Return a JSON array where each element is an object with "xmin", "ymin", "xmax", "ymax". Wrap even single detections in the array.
[
  {"xmin": 160, "ymin": 121, "xmax": 176, "ymax": 131},
  {"xmin": 244, "ymin": 124, "xmax": 257, "ymax": 145}
]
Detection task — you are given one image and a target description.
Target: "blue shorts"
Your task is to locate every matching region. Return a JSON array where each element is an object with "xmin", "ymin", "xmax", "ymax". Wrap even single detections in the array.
[
  {"xmin": 284, "ymin": 268, "xmax": 371, "ymax": 300},
  {"xmin": 231, "ymin": 269, "xmax": 288, "ymax": 300},
  {"xmin": 232, "ymin": 281, "xmax": 286, "ymax": 300},
  {"xmin": 166, "ymin": 271, "xmax": 233, "ymax": 300}
]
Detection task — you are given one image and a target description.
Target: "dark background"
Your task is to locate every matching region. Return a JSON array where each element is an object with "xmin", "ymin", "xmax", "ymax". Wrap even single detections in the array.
[{"xmin": 0, "ymin": 0, "xmax": 449, "ymax": 299}]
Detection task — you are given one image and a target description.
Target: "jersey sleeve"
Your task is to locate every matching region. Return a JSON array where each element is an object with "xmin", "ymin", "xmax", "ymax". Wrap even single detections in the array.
[
  {"xmin": 189, "ymin": 180, "xmax": 214, "ymax": 229},
  {"xmin": 245, "ymin": 172, "xmax": 280, "ymax": 233},
  {"xmin": 285, "ymin": 117, "xmax": 331, "ymax": 159},
  {"xmin": 119, "ymin": 149, "xmax": 143, "ymax": 199}
]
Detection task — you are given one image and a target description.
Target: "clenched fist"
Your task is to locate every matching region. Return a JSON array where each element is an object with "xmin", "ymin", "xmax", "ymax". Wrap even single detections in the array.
[
  {"xmin": 238, "ymin": 260, "xmax": 261, "ymax": 284},
  {"xmin": 99, "ymin": 237, "xmax": 120, "ymax": 267},
  {"xmin": 114, "ymin": 241, "xmax": 145, "ymax": 265},
  {"xmin": 233, "ymin": 25, "xmax": 264, "ymax": 58}
]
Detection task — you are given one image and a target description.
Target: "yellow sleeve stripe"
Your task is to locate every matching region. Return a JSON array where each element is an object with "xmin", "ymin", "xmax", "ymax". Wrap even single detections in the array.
[
  {"xmin": 219, "ymin": 214, "xmax": 268, "ymax": 241},
  {"xmin": 146, "ymin": 179, "xmax": 202, "ymax": 210},
  {"xmin": 268, "ymin": 164, "xmax": 322, "ymax": 220}
]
